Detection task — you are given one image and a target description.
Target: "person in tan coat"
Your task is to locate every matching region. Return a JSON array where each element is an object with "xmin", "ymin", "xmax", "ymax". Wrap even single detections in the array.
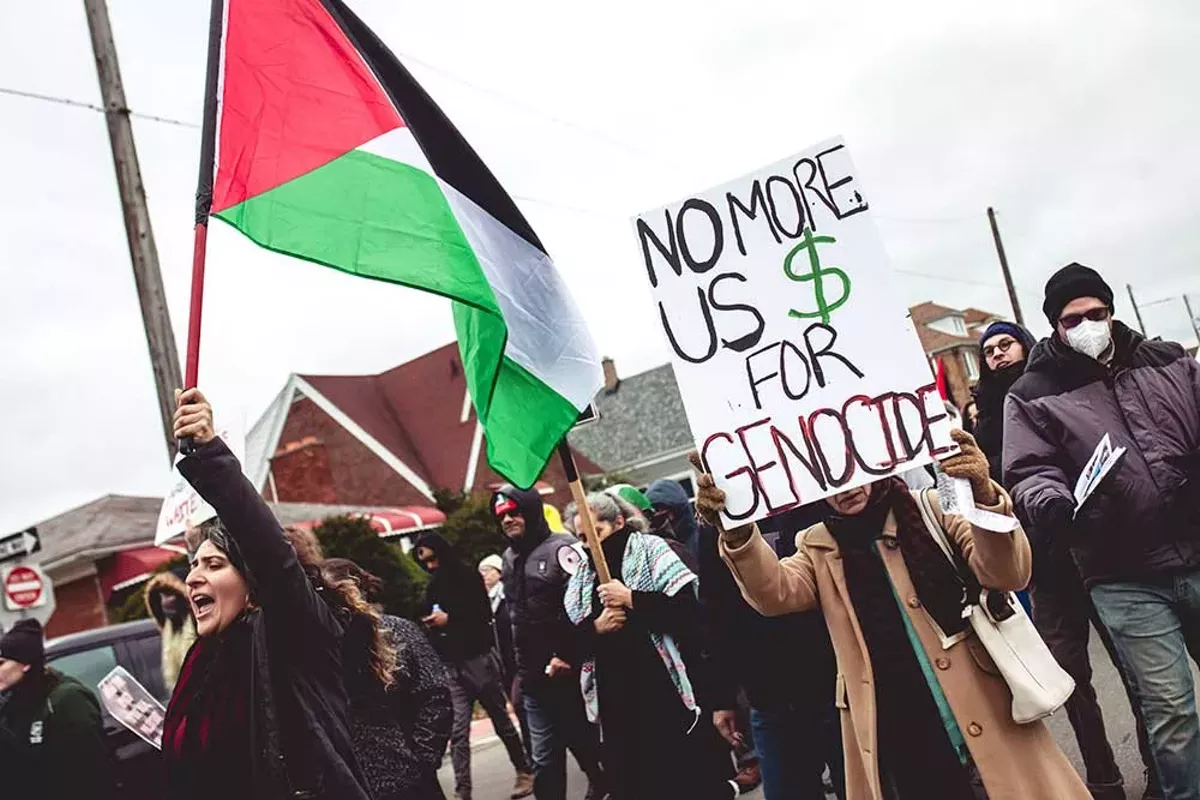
[
  {"xmin": 701, "ymin": 430, "xmax": 1089, "ymax": 800},
  {"xmin": 144, "ymin": 571, "xmax": 197, "ymax": 693}
]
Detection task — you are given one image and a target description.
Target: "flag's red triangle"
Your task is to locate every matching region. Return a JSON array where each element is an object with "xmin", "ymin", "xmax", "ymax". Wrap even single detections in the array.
[{"xmin": 212, "ymin": 0, "xmax": 404, "ymax": 213}]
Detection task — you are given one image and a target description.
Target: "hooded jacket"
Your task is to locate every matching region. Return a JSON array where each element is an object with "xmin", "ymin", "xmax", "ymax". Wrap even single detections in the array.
[
  {"xmin": 172, "ymin": 437, "xmax": 371, "ymax": 800},
  {"xmin": 644, "ymin": 480, "xmax": 702, "ymax": 570},
  {"xmin": 974, "ymin": 322, "xmax": 1038, "ymax": 483},
  {"xmin": 493, "ymin": 486, "xmax": 582, "ymax": 693},
  {"xmin": 413, "ymin": 532, "xmax": 494, "ymax": 665},
  {"xmin": 0, "ymin": 668, "xmax": 117, "ymax": 798},
  {"xmin": 1004, "ymin": 321, "xmax": 1200, "ymax": 584},
  {"xmin": 145, "ymin": 572, "xmax": 198, "ymax": 691}
]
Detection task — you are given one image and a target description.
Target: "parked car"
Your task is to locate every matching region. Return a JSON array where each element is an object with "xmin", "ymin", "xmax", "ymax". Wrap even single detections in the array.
[{"xmin": 45, "ymin": 619, "xmax": 167, "ymax": 799}]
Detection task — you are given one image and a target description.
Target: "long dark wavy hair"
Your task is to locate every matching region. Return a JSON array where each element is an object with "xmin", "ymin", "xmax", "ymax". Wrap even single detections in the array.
[{"xmin": 281, "ymin": 527, "xmax": 397, "ymax": 690}]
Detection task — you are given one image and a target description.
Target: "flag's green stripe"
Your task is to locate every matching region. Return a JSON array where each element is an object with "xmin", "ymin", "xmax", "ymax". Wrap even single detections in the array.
[
  {"xmin": 485, "ymin": 355, "xmax": 581, "ymax": 486},
  {"xmin": 216, "ymin": 148, "xmax": 575, "ymax": 488},
  {"xmin": 214, "ymin": 148, "xmax": 504, "ymax": 427}
]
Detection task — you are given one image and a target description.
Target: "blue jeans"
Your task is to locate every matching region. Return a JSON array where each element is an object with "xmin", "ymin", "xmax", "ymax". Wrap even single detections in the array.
[
  {"xmin": 751, "ymin": 703, "xmax": 845, "ymax": 800},
  {"xmin": 1090, "ymin": 572, "xmax": 1200, "ymax": 800},
  {"xmin": 523, "ymin": 679, "xmax": 603, "ymax": 800}
]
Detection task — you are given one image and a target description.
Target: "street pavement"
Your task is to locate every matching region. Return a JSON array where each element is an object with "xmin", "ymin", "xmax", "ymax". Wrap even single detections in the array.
[{"xmin": 441, "ymin": 630, "xmax": 1192, "ymax": 799}]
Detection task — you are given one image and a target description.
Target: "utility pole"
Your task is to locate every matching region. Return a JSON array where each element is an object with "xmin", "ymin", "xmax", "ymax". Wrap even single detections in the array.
[
  {"xmin": 986, "ymin": 207, "xmax": 1025, "ymax": 326},
  {"xmin": 83, "ymin": 0, "xmax": 181, "ymax": 461},
  {"xmin": 1183, "ymin": 294, "xmax": 1200, "ymax": 345},
  {"xmin": 1126, "ymin": 284, "xmax": 1147, "ymax": 335}
]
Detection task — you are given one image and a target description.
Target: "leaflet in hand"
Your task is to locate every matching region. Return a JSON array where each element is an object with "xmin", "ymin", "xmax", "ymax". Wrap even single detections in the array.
[
  {"xmin": 935, "ymin": 469, "xmax": 1018, "ymax": 533},
  {"xmin": 98, "ymin": 666, "xmax": 166, "ymax": 750},
  {"xmin": 1073, "ymin": 434, "xmax": 1126, "ymax": 516}
]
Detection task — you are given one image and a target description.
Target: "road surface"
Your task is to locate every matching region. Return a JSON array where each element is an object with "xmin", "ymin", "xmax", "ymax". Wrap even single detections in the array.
[{"xmin": 441, "ymin": 630, "xmax": 1185, "ymax": 799}]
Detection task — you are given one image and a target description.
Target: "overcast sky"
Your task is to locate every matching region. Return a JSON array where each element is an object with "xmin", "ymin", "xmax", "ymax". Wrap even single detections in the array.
[{"xmin": 2, "ymin": 0, "xmax": 1199, "ymax": 531}]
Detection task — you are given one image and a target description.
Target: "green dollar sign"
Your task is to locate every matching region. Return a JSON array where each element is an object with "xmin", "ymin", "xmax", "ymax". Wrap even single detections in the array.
[{"xmin": 783, "ymin": 227, "xmax": 851, "ymax": 325}]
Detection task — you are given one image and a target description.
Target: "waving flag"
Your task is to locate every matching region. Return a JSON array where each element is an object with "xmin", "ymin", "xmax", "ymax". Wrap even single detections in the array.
[{"xmin": 196, "ymin": 0, "xmax": 602, "ymax": 487}]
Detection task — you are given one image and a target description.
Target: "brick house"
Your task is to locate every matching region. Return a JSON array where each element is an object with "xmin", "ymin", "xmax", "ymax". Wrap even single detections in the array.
[
  {"xmin": 246, "ymin": 343, "xmax": 600, "ymax": 510},
  {"xmin": 908, "ymin": 302, "xmax": 1007, "ymax": 410}
]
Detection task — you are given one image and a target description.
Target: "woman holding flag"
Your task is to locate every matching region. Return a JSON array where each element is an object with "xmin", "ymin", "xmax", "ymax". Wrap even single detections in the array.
[
  {"xmin": 164, "ymin": 388, "xmax": 374, "ymax": 799},
  {"xmin": 565, "ymin": 492, "xmax": 737, "ymax": 800}
]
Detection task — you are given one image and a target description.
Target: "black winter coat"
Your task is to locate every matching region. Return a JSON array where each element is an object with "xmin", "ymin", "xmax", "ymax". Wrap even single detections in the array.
[
  {"xmin": 496, "ymin": 486, "xmax": 584, "ymax": 694},
  {"xmin": 1005, "ymin": 322, "xmax": 1200, "ymax": 584},
  {"xmin": 973, "ymin": 323, "xmax": 1038, "ymax": 483},
  {"xmin": 701, "ymin": 508, "xmax": 837, "ymax": 712},
  {"xmin": 414, "ymin": 533, "xmax": 495, "ymax": 665},
  {"xmin": 175, "ymin": 437, "xmax": 371, "ymax": 799},
  {"xmin": 349, "ymin": 615, "xmax": 452, "ymax": 800}
]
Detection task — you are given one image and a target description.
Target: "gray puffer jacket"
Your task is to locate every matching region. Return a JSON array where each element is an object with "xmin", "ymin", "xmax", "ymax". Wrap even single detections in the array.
[{"xmin": 1004, "ymin": 321, "xmax": 1200, "ymax": 585}]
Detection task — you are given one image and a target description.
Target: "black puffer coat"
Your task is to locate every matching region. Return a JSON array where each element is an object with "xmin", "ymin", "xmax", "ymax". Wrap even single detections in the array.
[
  {"xmin": 1004, "ymin": 322, "xmax": 1200, "ymax": 584},
  {"xmin": 495, "ymin": 485, "xmax": 584, "ymax": 695},
  {"xmin": 174, "ymin": 437, "xmax": 371, "ymax": 799}
]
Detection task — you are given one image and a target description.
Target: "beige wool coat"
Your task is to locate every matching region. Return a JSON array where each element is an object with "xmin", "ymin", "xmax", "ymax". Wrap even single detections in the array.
[{"xmin": 720, "ymin": 487, "xmax": 1089, "ymax": 800}]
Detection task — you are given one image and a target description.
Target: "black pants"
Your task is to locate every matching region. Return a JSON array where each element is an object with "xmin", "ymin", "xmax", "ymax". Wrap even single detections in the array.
[{"xmin": 1032, "ymin": 561, "xmax": 1157, "ymax": 796}]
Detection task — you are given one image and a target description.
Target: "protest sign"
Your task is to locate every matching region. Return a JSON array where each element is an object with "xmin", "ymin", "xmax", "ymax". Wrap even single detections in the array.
[
  {"xmin": 634, "ymin": 137, "xmax": 954, "ymax": 525},
  {"xmin": 155, "ymin": 414, "xmax": 246, "ymax": 545},
  {"xmin": 98, "ymin": 666, "xmax": 166, "ymax": 749}
]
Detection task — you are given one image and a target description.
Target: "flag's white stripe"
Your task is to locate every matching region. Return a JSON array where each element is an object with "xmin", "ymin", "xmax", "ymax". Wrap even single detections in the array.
[
  {"xmin": 358, "ymin": 127, "xmax": 432, "ymax": 174},
  {"xmin": 438, "ymin": 180, "xmax": 602, "ymax": 410},
  {"xmin": 353, "ymin": 132, "xmax": 603, "ymax": 411}
]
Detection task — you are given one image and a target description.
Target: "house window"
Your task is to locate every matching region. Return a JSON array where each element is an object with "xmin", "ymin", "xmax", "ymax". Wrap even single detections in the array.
[{"xmin": 963, "ymin": 350, "xmax": 980, "ymax": 382}]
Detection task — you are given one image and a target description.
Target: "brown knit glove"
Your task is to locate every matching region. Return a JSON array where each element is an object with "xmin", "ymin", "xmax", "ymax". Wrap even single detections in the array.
[
  {"xmin": 689, "ymin": 452, "xmax": 755, "ymax": 547},
  {"xmin": 939, "ymin": 429, "xmax": 999, "ymax": 506}
]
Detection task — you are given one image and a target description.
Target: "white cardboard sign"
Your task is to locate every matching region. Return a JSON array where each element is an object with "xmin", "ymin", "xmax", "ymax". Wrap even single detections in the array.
[
  {"xmin": 155, "ymin": 416, "xmax": 246, "ymax": 545},
  {"xmin": 634, "ymin": 137, "xmax": 954, "ymax": 525}
]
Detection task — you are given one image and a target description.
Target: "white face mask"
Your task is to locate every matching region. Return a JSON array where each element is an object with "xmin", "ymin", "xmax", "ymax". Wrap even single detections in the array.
[{"xmin": 1064, "ymin": 319, "xmax": 1112, "ymax": 359}]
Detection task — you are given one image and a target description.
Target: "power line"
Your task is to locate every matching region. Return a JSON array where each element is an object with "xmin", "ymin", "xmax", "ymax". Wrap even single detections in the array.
[
  {"xmin": 894, "ymin": 268, "xmax": 1002, "ymax": 289},
  {"xmin": 0, "ymin": 85, "xmax": 199, "ymax": 128},
  {"xmin": 394, "ymin": 48, "xmax": 688, "ymax": 177}
]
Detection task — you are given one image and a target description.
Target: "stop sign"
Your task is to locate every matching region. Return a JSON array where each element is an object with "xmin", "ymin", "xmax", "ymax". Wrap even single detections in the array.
[{"xmin": 4, "ymin": 565, "xmax": 44, "ymax": 609}]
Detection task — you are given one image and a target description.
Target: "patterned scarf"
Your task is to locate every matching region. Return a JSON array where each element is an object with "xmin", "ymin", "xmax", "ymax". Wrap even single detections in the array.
[{"xmin": 564, "ymin": 531, "xmax": 697, "ymax": 723}]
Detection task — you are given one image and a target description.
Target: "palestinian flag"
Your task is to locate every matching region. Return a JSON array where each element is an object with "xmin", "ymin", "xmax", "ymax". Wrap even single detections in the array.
[{"xmin": 199, "ymin": 0, "xmax": 602, "ymax": 488}]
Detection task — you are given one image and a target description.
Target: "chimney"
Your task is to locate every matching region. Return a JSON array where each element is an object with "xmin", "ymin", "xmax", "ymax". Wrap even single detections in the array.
[{"xmin": 602, "ymin": 357, "xmax": 620, "ymax": 393}]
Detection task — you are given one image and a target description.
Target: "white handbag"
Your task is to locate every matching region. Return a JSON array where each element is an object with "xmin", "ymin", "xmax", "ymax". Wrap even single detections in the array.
[{"xmin": 915, "ymin": 489, "xmax": 1075, "ymax": 724}]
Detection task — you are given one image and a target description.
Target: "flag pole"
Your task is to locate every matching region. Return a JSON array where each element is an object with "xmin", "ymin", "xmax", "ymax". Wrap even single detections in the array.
[
  {"xmin": 556, "ymin": 438, "xmax": 611, "ymax": 585},
  {"xmin": 180, "ymin": 0, "xmax": 225, "ymax": 453}
]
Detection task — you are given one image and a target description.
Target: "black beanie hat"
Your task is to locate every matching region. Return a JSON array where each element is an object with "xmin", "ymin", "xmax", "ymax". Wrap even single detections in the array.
[
  {"xmin": 1043, "ymin": 263, "xmax": 1113, "ymax": 326},
  {"xmin": 0, "ymin": 618, "xmax": 44, "ymax": 668}
]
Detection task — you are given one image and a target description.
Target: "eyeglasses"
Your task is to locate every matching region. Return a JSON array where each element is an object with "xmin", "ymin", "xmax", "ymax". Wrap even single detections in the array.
[
  {"xmin": 1058, "ymin": 307, "xmax": 1110, "ymax": 330},
  {"xmin": 982, "ymin": 337, "xmax": 1018, "ymax": 359}
]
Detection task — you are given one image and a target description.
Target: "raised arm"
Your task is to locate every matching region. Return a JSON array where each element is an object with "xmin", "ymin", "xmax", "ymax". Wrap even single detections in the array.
[
  {"xmin": 687, "ymin": 456, "xmax": 820, "ymax": 616},
  {"xmin": 174, "ymin": 389, "xmax": 344, "ymax": 638}
]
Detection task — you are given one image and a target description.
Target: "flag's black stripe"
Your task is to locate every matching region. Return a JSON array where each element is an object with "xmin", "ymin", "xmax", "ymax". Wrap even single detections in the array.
[
  {"xmin": 194, "ymin": 0, "xmax": 225, "ymax": 224},
  {"xmin": 320, "ymin": 0, "xmax": 546, "ymax": 255}
]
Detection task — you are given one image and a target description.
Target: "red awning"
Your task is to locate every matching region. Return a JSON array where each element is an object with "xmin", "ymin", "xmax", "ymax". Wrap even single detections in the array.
[
  {"xmin": 100, "ymin": 546, "xmax": 185, "ymax": 598},
  {"xmin": 289, "ymin": 506, "xmax": 446, "ymax": 539}
]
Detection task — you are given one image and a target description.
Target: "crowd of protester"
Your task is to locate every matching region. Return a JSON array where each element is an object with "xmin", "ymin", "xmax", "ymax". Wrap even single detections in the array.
[{"xmin": 3, "ymin": 261, "xmax": 1198, "ymax": 800}]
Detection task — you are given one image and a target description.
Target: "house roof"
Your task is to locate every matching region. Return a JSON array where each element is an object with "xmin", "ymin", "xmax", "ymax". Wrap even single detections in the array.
[
  {"xmin": 909, "ymin": 301, "xmax": 961, "ymax": 325},
  {"xmin": 247, "ymin": 342, "xmax": 599, "ymax": 496},
  {"xmin": 962, "ymin": 307, "xmax": 1001, "ymax": 327},
  {"xmin": 568, "ymin": 363, "xmax": 693, "ymax": 472},
  {"xmin": 38, "ymin": 494, "xmax": 164, "ymax": 570},
  {"xmin": 38, "ymin": 493, "xmax": 442, "ymax": 573}
]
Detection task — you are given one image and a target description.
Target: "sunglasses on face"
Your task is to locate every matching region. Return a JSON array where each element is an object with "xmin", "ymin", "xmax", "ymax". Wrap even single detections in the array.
[
  {"xmin": 417, "ymin": 553, "xmax": 438, "ymax": 565},
  {"xmin": 1058, "ymin": 307, "xmax": 1111, "ymax": 330},
  {"xmin": 982, "ymin": 338, "xmax": 1018, "ymax": 359}
]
